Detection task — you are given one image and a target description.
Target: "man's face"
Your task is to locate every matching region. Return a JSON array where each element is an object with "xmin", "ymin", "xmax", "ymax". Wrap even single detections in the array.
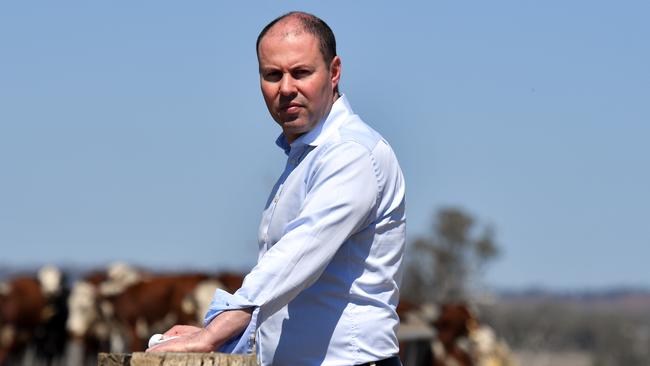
[{"xmin": 258, "ymin": 29, "xmax": 340, "ymax": 143}]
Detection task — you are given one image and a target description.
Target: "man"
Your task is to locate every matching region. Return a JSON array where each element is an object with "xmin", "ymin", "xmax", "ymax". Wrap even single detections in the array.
[{"xmin": 148, "ymin": 11, "xmax": 406, "ymax": 366}]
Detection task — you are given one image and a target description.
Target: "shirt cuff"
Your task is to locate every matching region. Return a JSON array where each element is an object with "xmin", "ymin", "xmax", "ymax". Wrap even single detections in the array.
[{"xmin": 203, "ymin": 288, "xmax": 258, "ymax": 355}]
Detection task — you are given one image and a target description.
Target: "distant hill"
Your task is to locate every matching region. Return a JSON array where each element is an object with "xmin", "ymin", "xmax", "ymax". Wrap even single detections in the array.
[{"xmin": 495, "ymin": 287, "xmax": 650, "ymax": 314}]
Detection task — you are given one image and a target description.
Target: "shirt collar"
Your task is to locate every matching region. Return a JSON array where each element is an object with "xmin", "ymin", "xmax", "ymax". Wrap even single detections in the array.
[
  {"xmin": 275, "ymin": 134, "xmax": 292, "ymax": 155},
  {"xmin": 274, "ymin": 94, "xmax": 353, "ymax": 155}
]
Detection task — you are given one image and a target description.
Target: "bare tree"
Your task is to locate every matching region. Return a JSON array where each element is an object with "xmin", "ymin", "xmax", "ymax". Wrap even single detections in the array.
[{"xmin": 402, "ymin": 207, "xmax": 499, "ymax": 303}]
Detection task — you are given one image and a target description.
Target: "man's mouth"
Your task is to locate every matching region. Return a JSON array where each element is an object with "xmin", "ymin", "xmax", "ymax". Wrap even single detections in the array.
[{"xmin": 280, "ymin": 103, "xmax": 302, "ymax": 114}]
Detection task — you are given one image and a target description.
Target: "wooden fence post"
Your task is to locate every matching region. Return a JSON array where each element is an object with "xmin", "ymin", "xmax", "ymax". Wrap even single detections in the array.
[{"xmin": 98, "ymin": 352, "xmax": 257, "ymax": 366}]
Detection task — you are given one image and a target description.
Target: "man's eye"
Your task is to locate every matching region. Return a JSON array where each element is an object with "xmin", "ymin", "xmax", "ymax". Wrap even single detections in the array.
[
  {"xmin": 292, "ymin": 69, "xmax": 311, "ymax": 79},
  {"xmin": 264, "ymin": 72, "xmax": 282, "ymax": 82}
]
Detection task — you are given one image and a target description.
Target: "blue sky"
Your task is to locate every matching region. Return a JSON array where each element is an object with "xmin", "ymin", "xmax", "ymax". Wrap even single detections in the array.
[{"xmin": 1, "ymin": 1, "xmax": 648, "ymax": 290}]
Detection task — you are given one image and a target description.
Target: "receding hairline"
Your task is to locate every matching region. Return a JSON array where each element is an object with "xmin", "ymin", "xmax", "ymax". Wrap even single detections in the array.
[
  {"xmin": 262, "ymin": 15, "xmax": 310, "ymax": 40},
  {"xmin": 256, "ymin": 11, "xmax": 337, "ymax": 64}
]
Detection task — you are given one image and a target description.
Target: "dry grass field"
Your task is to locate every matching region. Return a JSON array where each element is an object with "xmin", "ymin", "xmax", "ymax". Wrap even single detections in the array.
[{"xmin": 513, "ymin": 350, "xmax": 592, "ymax": 366}]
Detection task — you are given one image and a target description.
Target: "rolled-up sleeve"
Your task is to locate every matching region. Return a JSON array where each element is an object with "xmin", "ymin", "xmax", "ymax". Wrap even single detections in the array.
[{"xmin": 203, "ymin": 289, "xmax": 258, "ymax": 353}]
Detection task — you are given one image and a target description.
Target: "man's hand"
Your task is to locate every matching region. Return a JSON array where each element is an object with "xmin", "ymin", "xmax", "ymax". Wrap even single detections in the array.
[
  {"xmin": 163, "ymin": 325, "xmax": 203, "ymax": 337},
  {"xmin": 146, "ymin": 327, "xmax": 218, "ymax": 353},
  {"xmin": 146, "ymin": 309, "xmax": 253, "ymax": 353}
]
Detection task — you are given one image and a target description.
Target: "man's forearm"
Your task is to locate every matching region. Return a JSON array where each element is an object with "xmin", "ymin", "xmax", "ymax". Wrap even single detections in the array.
[
  {"xmin": 204, "ymin": 308, "xmax": 253, "ymax": 348},
  {"xmin": 146, "ymin": 308, "xmax": 253, "ymax": 353}
]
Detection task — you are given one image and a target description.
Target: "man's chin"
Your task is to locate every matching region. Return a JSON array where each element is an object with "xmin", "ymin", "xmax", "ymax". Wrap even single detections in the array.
[
  {"xmin": 278, "ymin": 113, "xmax": 300, "ymax": 123},
  {"xmin": 278, "ymin": 118, "xmax": 305, "ymax": 131}
]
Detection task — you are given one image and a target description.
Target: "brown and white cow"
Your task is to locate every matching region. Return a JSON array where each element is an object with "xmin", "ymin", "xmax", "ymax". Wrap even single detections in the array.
[
  {"xmin": 0, "ymin": 266, "xmax": 68, "ymax": 366},
  {"xmin": 431, "ymin": 303, "xmax": 476, "ymax": 366},
  {"xmin": 67, "ymin": 264, "xmax": 233, "ymax": 353},
  {"xmin": 66, "ymin": 262, "xmax": 146, "ymax": 365},
  {"xmin": 397, "ymin": 302, "xmax": 484, "ymax": 366},
  {"xmin": 102, "ymin": 272, "xmax": 228, "ymax": 352},
  {"xmin": 66, "ymin": 265, "xmax": 244, "ymax": 361}
]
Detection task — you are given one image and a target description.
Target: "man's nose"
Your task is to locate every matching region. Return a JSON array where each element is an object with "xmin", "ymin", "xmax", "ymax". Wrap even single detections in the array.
[{"xmin": 279, "ymin": 74, "xmax": 297, "ymax": 96}]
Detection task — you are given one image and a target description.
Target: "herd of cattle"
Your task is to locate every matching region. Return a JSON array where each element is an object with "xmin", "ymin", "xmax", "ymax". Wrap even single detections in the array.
[
  {"xmin": 0, "ymin": 263, "xmax": 514, "ymax": 366},
  {"xmin": 0, "ymin": 263, "xmax": 242, "ymax": 366}
]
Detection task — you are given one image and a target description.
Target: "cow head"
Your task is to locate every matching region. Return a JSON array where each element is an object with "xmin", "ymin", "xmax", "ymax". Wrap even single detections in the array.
[
  {"xmin": 37, "ymin": 265, "xmax": 62, "ymax": 297},
  {"xmin": 67, "ymin": 281, "xmax": 100, "ymax": 339}
]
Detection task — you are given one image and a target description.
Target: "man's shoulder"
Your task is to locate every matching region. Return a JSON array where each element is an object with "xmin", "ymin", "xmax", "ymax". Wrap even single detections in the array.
[{"xmin": 328, "ymin": 114, "xmax": 383, "ymax": 153}]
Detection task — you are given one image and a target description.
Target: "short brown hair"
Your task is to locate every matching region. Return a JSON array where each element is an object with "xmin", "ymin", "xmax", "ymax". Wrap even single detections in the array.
[{"xmin": 256, "ymin": 11, "xmax": 337, "ymax": 65}]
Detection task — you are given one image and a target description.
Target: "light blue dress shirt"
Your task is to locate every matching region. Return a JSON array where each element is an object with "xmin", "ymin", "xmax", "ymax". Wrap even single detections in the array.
[{"xmin": 205, "ymin": 95, "xmax": 406, "ymax": 366}]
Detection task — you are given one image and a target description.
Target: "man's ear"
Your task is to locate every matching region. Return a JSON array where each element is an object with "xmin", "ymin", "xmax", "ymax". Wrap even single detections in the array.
[{"xmin": 330, "ymin": 56, "xmax": 341, "ymax": 91}]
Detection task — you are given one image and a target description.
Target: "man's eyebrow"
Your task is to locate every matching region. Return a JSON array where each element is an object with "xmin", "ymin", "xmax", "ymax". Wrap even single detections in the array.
[
  {"xmin": 259, "ymin": 65, "xmax": 280, "ymax": 72},
  {"xmin": 259, "ymin": 64, "xmax": 312, "ymax": 72},
  {"xmin": 290, "ymin": 63, "xmax": 312, "ymax": 69}
]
